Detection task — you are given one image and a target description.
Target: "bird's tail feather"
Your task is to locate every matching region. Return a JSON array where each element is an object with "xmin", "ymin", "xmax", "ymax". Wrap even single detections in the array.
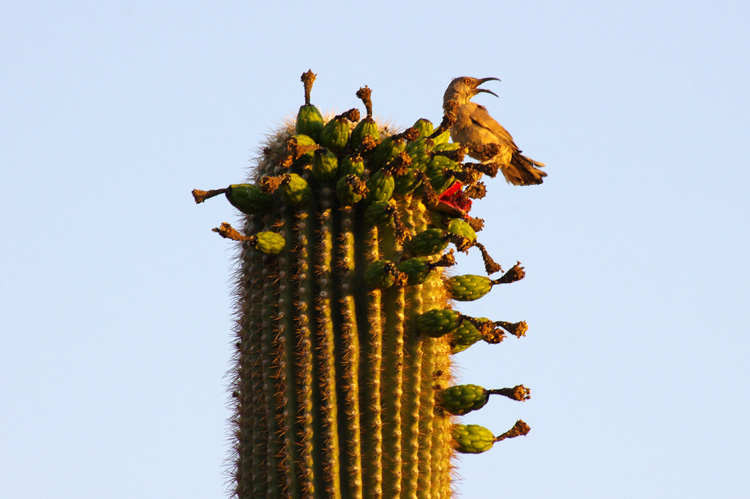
[{"xmin": 502, "ymin": 153, "xmax": 547, "ymax": 186}]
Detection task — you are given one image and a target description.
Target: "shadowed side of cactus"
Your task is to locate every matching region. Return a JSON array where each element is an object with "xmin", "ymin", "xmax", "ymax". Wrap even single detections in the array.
[{"xmin": 193, "ymin": 70, "xmax": 535, "ymax": 498}]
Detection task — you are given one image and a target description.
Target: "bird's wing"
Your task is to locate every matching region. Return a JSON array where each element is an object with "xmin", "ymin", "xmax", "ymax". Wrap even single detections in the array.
[{"xmin": 470, "ymin": 104, "xmax": 515, "ymax": 145}]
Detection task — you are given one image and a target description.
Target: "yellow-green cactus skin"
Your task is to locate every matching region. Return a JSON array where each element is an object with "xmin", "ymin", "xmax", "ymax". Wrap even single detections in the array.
[{"xmin": 193, "ymin": 70, "xmax": 536, "ymax": 498}]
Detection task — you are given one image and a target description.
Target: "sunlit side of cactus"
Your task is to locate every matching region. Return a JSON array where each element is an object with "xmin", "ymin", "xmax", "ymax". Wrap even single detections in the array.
[{"xmin": 194, "ymin": 71, "xmax": 532, "ymax": 498}]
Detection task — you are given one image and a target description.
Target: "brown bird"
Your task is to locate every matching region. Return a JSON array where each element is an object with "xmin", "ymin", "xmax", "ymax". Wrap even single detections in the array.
[{"xmin": 443, "ymin": 76, "xmax": 546, "ymax": 186}]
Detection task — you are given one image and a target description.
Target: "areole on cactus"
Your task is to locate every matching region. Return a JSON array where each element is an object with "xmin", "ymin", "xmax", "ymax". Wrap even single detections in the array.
[{"xmin": 193, "ymin": 70, "xmax": 539, "ymax": 498}]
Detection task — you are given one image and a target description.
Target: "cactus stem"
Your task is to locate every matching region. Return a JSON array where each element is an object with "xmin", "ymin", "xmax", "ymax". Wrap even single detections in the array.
[
  {"xmin": 336, "ymin": 205, "xmax": 363, "ymax": 497},
  {"xmin": 316, "ymin": 189, "xmax": 343, "ymax": 498},
  {"xmin": 235, "ymin": 213, "xmax": 269, "ymax": 496},
  {"xmin": 277, "ymin": 203, "xmax": 300, "ymax": 496},
  {"xmin": 192, "ymin": 187, "xmax": 226, "ymax": 204},
  {"xmin": 400, "ymin": 200, "xmax": 425, "ymax": 497},
  {"xmin": 301, "ymin": 70, "xmax": 316, "ymax": 106},
  {"xmin": 360, "ymin": 223, "xmax": 383, "ymax": 498},
  {"xmin": 259, "ymin": 254, "xmax": 282, "ymax": 492},
  {"xmin": 294, "ymin": 208, "xmax": 322, "ymax": 496},
  {"xmin": 494, "ymin": 420, "xmax": 531, "ymax": 442},
  {"xmin": 487, "ymin": 385, "xmax": 531, "ymax": 402}
]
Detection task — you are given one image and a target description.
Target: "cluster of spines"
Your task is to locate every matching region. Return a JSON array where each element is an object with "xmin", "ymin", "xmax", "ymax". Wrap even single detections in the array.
[{"xmin": 194, "ymin": 70, "xmax": 531, "ymax": 497}]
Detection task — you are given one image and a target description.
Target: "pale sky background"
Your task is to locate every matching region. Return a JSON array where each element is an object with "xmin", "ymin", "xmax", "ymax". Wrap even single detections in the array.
[{"xmin": 2, "ymin": 1, "xmax": 749, "ymax": 498}]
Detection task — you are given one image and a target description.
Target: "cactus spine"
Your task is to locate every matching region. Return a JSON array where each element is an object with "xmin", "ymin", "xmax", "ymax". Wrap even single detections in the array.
[{"xmin": 194, "ymin": 71, "xmax": 536, "ymax": 498}]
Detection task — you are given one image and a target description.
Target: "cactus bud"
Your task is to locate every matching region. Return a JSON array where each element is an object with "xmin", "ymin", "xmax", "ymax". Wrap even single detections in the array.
[
  {"xmin": 451, "ymin": 424, "xmax": 497, "ymax": 454},
  {"xmin": 452, "ymin": 421, "xmax": 530, "ymax": 454},
  {"xmin": 439, "ymin": 384, "xmax": 490, "ymax": 415},
  {"xmin": 365, "ymin": 169, "xmax": 395, "ymax": 204},
  {"xmin": 340, "ymin": 153, "xmax": 365, "ymax": 177},
  {"xmin": 408, "ymin": 228, "xmax": 449, "ymax": 256},
  {"xmin": 415, "ymin": 308, "xmax": 462, "ymax": 338},
  {"xmin": 312, "ymin": 147, "xmax": 339, "ymax": 182},
  {"xmin": 396, "ymin": 251, "xmax": 455, "ymax": 286},
  {"xmin": 364, "ymin": 259, "xmax": 407, "ymax": 289},
  {"xmin": 320, "ymin": 108, "xmax": 360, "ymax": 153},
  {"xmin": 336, "ymin": 174, "xmax": 368, "ymax": 205},
  {"xmin": 412, "ymin": 118, "xmax": 434, "ymax": 139}
]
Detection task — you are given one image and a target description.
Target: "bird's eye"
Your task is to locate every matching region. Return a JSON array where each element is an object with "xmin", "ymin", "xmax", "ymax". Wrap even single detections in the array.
[{"xmin": 463, "ymin": 78, "xmax": 471, "ymax": 85}]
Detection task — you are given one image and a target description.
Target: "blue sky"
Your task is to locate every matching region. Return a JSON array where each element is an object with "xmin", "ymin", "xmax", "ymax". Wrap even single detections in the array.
[{"xmin": 2, "ymin": 1, "xmax": 749, "ymax": 497}]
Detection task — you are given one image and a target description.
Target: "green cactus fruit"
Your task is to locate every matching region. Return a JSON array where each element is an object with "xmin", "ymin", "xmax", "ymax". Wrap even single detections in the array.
[
  {"xmin": 224, "ymin": 183, "xmax": 273, "ymax": 215},
  {"xmin": 451, "ymin": 424, "xmax": 497, "ymax": 454},
  {"xmin": 392, "ymin": 168, "xmax": 422, "ymax": 196},
  {"xmin": 363, "ymin": 200, "xmax": 395, "ymax": 226},
  {"xmin": 408, "ymin": 228, "xmax": 449, "ymax": 256},
  {"xmin": 396, "ymin": 257, "xmax": 435, "ymax": 285},
  {"xmin": 312, "ymin": 147, "xmax": 339, "ymax": 182},
  {"xmin": 426, "ymin": 154, "xmax": 462, "ymax": 194},
  {"xmin": 319, "ymin": 108, "xmax": 360, "ymax": 153},
  {"xmin": 439, "ymin": 384, "xmax": 490, "ymax": 415},
  {"xmin": 404, "ymin": 137, "xmax": 434, "ymax": 171},
  {"xmin": 289, "ymin": 134, "xmax": 318, "ymax": 166},
  {"xmin": 351, "ymin": 118, "xmax": 380, "ymax": 150},
  {"xmin": 432, "ymin": 128, "xmax": 451, "ymax": 145},
  {"xmin": 281, "ymin": 172, "xmax": 312, "ymax": 206},
  {"xmin": 445, "ymin": 274, "xmax": 493, "ymax": 301},
  {"xmin": 251, "ymin": 231, "xmax": 286, "ymax": 255},
  {"xmin": 365, "ymin": 169, "xmax": 395, "ymax": 204},
  {"xmin": 340, "ymin": 153, "xmax": 365, "ymax": 177},
  {"xmin": 296, "ymin": 106, "xmax": 324, "ymax": 141},
  {"xmin": 444, "ymin": 218, "xmax": 477, "ymax": 243},
  {"xmin": 415, "ymin": 308, "xmax": 462, "ymax": 338},
  {"xmin": 412, "ymin": 118, "xmax": 434, "ymax": 139},
  {"xmin": 336, "ymin": 174, "xmax": 368, "ymax": 205},
  {"xmin": 449, "ymin": 317, "xmax": 490, "ymax": 353},
  {"xmin": 296, "ymin": 70, "xmax": 324, "ymax": 140},
  {"xmin": 370, "ymin": 134, "xmax": 406, "ymax": 170},
  {"xmin": 365, "ymin": 259, "xmax": 403, "ymax": 289}
]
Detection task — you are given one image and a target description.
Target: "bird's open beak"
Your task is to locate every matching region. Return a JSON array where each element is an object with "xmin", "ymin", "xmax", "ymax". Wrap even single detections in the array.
[{"xmin": 475, "ymin": 77, "xmax": 500, "ymax": 97}]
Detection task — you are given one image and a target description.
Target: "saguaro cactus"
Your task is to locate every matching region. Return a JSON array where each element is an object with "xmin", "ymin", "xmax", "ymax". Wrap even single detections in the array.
[{"xmin": 193, "ymin": 70, "xmax": 534, "ymax": 498}]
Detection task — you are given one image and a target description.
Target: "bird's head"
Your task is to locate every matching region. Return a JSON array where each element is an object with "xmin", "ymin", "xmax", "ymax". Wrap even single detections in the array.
[{"xmin": 443, "ymin": 77, "xmax": 500, "ymax": 108}]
